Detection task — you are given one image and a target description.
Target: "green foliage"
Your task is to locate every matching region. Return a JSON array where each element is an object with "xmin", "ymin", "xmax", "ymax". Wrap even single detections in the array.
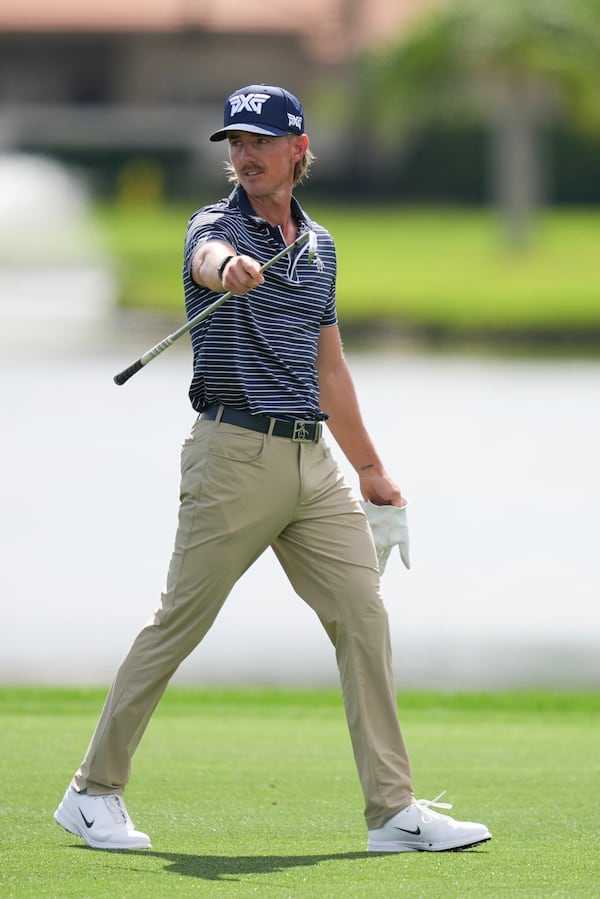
[
  {"xmin": 366, "ymin": 0, "xmax": 600, "ymax": 132},
  {"xmin": 1, "ymin": 688, "xmax": 599, "ymax": 897}
]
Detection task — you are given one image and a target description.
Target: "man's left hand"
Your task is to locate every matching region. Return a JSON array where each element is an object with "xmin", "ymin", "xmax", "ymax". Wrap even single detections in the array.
[{"xmin": 359, "ymin": 470, "xmax": 405, "ymax": 507}]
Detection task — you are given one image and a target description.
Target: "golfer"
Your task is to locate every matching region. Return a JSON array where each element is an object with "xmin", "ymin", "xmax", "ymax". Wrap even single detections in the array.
[{"xmin": 54, "ymin": 84, "xmax": 491, "ymax": 854}]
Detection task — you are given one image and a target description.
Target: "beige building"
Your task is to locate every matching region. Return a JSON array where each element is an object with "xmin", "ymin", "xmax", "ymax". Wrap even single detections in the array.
[{"xmin": 0, "ymin": 1, "xmax": 436, "ymax": 193}]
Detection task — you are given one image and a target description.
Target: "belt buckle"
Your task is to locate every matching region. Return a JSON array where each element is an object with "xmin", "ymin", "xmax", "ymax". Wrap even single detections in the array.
[{"xmin": 292, "ymin": 419, "xmax": 317, "ymax": 442}]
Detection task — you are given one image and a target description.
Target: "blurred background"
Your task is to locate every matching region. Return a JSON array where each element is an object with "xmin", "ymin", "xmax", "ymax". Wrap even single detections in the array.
[{"xmin": 1, "ymin": 0, "xmax": 599, "ymax": 689}]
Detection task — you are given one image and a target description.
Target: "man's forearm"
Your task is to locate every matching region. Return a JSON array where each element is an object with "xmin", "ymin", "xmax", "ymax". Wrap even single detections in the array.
[
  {"xmin": 320, "ymin": 358, "xmax": 385, "ymax": 475},
  {"xmin": 191, "ymin": 240, "xmax": 237, "ymax": 291}
]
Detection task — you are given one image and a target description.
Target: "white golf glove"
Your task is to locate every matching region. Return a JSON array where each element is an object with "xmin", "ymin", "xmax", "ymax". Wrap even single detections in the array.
[{"xmin": 360, "ymin": 501, "xmax": 411, "ymax": 573}]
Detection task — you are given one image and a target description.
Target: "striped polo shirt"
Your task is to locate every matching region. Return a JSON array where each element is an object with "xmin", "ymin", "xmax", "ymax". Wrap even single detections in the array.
[{"xmin": 183, "ymin": 185, "xmax": 337, "ymax": 421}]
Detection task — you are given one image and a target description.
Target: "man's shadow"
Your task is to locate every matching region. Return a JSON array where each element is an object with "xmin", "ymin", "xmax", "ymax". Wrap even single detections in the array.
[
  {"xmin": 77, "ymin": 846, "xmax": 488, "ymax": 881},
  {"xmin": 81, "ymin": 848, "xmax": 372, "ymax": 881}
]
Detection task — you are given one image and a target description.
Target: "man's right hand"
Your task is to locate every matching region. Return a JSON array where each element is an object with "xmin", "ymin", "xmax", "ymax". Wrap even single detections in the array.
[{"xmin": 220, "ymin": 254, "xmax": 265, "ymax": 295}]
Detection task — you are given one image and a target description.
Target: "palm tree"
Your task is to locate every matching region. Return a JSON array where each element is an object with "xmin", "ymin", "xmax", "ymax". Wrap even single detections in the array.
[{"xmin": 364, "ymin": 0, "xmax": 600, "ymax": 248}]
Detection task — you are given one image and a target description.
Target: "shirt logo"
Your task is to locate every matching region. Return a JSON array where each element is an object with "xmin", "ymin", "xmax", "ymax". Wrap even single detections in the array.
[
  {"xmin": 230, "ymin": 92, "xmax": 272, "ymax": 116},
  {"xmin": 288, "ymin": 113, "xmax": 302, "ymax": 130}
]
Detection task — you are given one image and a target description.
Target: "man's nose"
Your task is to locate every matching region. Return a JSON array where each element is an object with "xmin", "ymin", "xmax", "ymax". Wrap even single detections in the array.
[{"xmin": 239, "ymin": 143, "xmax": 254, "ymax": 162}]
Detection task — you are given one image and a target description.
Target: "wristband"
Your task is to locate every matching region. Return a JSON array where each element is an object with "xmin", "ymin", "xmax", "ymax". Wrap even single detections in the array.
[{"xmin": 217, "ymin": 255, "xmax": 235, "ymax": 283}]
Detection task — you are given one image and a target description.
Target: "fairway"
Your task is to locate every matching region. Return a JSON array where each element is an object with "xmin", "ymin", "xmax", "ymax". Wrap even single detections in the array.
[
  {"xmin": 94, "ymin": 204, "xmax": 600, "ymax": 338},
  {"xmin": 1, "ymin": 689, "xmax": 598, "ymax": 897}
]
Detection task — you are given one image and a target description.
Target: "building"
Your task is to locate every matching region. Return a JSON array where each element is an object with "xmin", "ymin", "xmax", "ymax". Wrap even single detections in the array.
[{"xmin": 0, "ymin": 0, "xmax": 435, "ymax": 196}]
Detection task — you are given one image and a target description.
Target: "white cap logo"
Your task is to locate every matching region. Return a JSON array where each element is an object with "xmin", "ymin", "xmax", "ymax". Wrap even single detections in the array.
[{"xmin": 230, "ymin": 93, "xmax": 272, "ymax": 116}]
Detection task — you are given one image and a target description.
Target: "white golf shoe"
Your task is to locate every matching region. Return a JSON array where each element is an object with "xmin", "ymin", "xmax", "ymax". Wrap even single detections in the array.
[
  {"xmin": 367, "ymin": 793, "xmax": 491, "ymax": 852},
  {"xmin": 54, "ymin": 786, "xmax": 151, "ymax": 850}
]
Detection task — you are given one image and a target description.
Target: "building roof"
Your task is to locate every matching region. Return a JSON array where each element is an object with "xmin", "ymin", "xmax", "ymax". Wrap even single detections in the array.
[{"xmin": 0, "ymin": 0, "xmax": 437, "ymax": 60}]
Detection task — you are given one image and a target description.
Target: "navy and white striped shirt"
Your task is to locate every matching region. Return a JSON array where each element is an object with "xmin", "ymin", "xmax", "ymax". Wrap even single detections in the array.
[{"xmin": 183, "ymin": 185, "xmax": 337, "ymax": 421}]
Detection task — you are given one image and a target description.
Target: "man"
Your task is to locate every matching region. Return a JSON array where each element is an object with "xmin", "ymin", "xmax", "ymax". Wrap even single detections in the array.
[{"xmin": 54, "ymin": 84, "xmax": 491, "ymax": 853}]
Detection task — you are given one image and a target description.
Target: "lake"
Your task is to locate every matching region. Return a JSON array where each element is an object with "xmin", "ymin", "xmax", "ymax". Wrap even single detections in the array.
[{"xmin": 1, "ymin": 268, "xmax": 599, "ymax": 689}]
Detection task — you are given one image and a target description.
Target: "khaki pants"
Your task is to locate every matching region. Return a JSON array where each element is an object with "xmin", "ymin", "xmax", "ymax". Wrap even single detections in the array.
[{"xmin": 73, "ymin": 414, "xmax": 414, "ymax": 828}]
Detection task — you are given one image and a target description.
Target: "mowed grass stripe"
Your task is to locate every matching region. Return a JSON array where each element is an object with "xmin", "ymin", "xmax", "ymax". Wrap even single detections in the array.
[
  {"xmin": 95, "ymin": 204, "xmax": 600, "ymax": 333},
  {"xmin": 1, "ymin": 688, "xmax": 598, "ymax": 897}
]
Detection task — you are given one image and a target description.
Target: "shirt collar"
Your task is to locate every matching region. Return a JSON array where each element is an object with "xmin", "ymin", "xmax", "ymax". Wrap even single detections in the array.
[{"xmin": 231, "ymin": 184, "xmax": 310, "ymax": 233}]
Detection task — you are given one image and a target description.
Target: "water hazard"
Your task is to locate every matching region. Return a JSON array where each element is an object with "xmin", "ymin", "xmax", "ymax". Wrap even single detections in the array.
[
  {"xmin": 2, "ymin": 284, "xmax": 598, "ymax": 689},
  {"xmin": 1, "ymin": 156, "xmax": 598, "ymax": 688}
]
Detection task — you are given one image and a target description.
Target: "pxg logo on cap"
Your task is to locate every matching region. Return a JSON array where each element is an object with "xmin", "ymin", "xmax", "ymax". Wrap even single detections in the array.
[{"xmin": 209, "ymin": 84, "xmax": 304, "ymax": 142}]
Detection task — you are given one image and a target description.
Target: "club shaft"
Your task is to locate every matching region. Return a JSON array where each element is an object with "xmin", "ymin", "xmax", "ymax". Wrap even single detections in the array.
[{"xmin": 113, "ymin": 231, "xmax": 311, "ymax": 385}]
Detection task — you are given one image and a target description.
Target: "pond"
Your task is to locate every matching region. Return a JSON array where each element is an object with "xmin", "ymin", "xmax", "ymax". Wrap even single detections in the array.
[{"xmin": 1, "ymin": 270, "xmax": 599, "ymax": 689}]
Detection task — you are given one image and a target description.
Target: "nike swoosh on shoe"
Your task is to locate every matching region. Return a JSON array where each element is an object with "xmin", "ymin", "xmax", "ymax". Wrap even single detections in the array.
[{"xmin": 79, "ymin": 810, "xmax": 95, "ymax": 828}]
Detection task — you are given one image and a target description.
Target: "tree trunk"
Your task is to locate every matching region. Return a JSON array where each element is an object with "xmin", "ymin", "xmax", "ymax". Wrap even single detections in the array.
[{"xmin": 489, "ymin": 77, "xmax": 547, "ymax": 251}]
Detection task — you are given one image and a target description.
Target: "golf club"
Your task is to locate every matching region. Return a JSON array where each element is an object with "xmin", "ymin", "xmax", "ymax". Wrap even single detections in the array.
[{"xmin": 113, "ymin": 229, "xmax": 317, "ymax": 385}]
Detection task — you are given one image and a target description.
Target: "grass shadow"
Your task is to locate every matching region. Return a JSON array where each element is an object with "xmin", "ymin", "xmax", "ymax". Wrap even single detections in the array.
[
  {"xmin": 79, "ymin": 848, "xmax": 372, "ymax": 881},
  {"xmin": 76, "ymin": 847, "xmax": 489, "ymax": 881},
  {"xmin": 154, "ymin": 850, "xmax": 372, "ymax": 880}
]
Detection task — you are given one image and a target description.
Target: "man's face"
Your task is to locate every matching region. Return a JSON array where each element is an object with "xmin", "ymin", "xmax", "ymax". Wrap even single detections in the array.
[{"xmin": 227, "ymin": 131, "xmax": 306, "ymax": 198}]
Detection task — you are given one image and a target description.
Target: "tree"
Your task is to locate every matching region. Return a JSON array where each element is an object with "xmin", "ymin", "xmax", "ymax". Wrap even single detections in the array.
[{"xmin": 365, "ymin": 0, "xmax": 600, "ymax": 249}]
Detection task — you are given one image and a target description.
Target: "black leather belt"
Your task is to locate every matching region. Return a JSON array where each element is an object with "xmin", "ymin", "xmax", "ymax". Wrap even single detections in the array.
[{"xmin": 200, "ymin": 404, "xmax": 323, "ymax": 443}]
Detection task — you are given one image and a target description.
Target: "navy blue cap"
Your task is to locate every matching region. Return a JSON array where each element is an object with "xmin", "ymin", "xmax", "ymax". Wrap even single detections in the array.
[{"xmin": 209, "ymin": 84, "xmax": 305, "ymax": 142}]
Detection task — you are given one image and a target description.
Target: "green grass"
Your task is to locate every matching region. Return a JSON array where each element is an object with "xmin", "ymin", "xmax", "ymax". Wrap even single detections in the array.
[
  {"xmin": 1, "ymin": 688, "xmax": 599, "ymax": 897},
  {"xmin": 94, "ymin": 203, "xmax": 600, "ymax": 334}
]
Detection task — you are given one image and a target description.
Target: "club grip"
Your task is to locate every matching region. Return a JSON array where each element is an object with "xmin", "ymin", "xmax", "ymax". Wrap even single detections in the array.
[{"xmin": 113, "ymin": 358, "xmax": 144, "ymax": 385}]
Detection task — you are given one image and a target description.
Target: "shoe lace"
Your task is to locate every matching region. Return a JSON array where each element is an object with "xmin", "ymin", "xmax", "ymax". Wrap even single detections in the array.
[
  {"xmin": 414, "ymin": 791, "xmax": 453, "ymax": 823},
  {"xmin": 104, "ymin": 795, "xmax": 129, "ymax": 826}
]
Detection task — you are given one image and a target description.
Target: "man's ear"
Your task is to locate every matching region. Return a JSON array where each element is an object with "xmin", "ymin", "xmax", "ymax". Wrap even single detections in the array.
[{"xmin": 291, "ymin": 134, "xmax": 310, "ymax": 162}]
